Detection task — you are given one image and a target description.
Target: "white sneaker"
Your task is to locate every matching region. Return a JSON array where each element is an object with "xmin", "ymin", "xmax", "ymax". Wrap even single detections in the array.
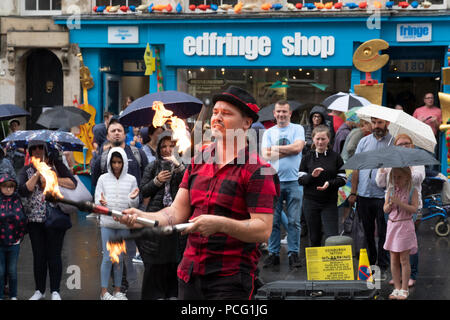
[
  {"xmin": 29, "ymin": 290, "xmax": 45, "ymax": 300},
  {"xmin": 100, "ymin": 292, "xmax": 117, "ymax": 300},
  {"xmin": 10, "ymin": 297, "xmax": 18, "ymax": 300},
  {"xmin": 113, "ymin": 292, "xmax": 128, "ymax": 300},
  {"xmin": 51, "ymin": 292, "xmax": 61, "ymax": 300},
  {"xmin": 280, "ymin": 236, "xmax": 288, "ymax": 245}
]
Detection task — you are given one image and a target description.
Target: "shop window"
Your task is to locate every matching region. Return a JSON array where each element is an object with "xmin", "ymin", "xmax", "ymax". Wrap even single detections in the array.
[
  {"xmin": 22, "ymin": 0, "xmax": 61, "ymax": 14},
  {"xmin": 180, "ymin": 67, "xmax": 351, "ymax": 124},
  {"xmin": 95, "ymin": 0, "xmax": 141, "ymax": 6}
]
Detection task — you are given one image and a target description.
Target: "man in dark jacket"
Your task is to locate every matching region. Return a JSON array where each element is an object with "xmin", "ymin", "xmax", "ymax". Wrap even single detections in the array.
[
  {"xmin": 135, "ymin": 130, "xmax": 186, "ymax": 300},
  {"xmin": 90, "ymin": 118, "xmax": 148, "ymax": 190}
]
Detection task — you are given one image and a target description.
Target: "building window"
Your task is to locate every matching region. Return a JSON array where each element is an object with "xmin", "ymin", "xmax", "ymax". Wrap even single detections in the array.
[
  {"xmin": 178, "ymin": 67, "xmax": 351, "ymax": 125},
  {"xmin": 22, "ymin": 0, "xmax": 61, "ymax": 15},
  {"xmin": 94, "ymin": 0, "xmax": 141, "ymax": 6}
]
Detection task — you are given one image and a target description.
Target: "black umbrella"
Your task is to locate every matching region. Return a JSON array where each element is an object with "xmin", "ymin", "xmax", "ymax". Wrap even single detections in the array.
[
  {"xmin": 257, "ymin": 100, "xmax": 304, "ymax": 122},
  {"xmin": 1, "ymin": 129, "xmax": 85, "ymax": 152},
  {"xmin": 341, "ymin": 146, "xmax": 439, "ymax": 170},
  {"xmin": 119, "ymin": 90, "xmax": 203, "ymax": 127},
  {"xmin": 0, "ymin": 104, "xmax": 30, "ymax": 121},
  {"xmin": 36, "ymin": 106, "xmax": 91, "ymax": 129}
]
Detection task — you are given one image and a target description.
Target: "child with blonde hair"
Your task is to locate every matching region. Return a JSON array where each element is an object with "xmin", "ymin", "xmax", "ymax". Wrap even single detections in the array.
[{"xmin": 383, "ymin": 167, "xmax": 418, "ymax": 300}]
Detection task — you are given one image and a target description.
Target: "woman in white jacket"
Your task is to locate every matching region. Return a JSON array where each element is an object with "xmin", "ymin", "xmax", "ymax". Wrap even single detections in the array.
[{"xmin": 95, "ymin": 147, "xmax": 139, "ymax": 300}]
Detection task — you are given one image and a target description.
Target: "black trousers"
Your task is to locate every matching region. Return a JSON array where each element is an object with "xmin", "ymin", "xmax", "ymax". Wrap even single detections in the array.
[
  {"xmin": 302, "ymin": 198, "xmax": 339, "ymax": 247},
  {"xmin": 141, "ymin": 262, "xmax": 178, "ymax": 300},
  {"xmin": 356, "ymin": 196, "xmax": 389, "ymax": 269},
  {"xmin": 178, "ymin": 272, "xmax": 255, "ymax": 300},
  {"xmin": 28, "ymin": 222, "xmax": 66, "ymax": 293}
]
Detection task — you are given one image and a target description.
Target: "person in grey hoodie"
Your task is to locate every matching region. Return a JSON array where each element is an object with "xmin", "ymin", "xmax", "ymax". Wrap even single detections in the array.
[
  {"xmin": 94, "ymin": 147, "xmax": 140, "ymax": 300},
  {"xmin": 303, "ymin": 105, "xmax": 335, "ymax": 155}
]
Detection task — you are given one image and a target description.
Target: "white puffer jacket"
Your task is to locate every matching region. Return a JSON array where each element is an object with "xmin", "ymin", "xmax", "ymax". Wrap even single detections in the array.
[{"xmin": 94, "ymin": 147, "xmax": 139, "ymax": 229}]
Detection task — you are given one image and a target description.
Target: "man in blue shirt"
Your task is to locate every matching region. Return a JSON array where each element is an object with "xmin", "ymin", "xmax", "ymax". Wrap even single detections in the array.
[
  {"xmin": 348, "ymin": 117, "xmax": 391, "ymax": 275},
  {"xmin": 262, "ymin": 100, "xmax": 305, "ymax": 269}
]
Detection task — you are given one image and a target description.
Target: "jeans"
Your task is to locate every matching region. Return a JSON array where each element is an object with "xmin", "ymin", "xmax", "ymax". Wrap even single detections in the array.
[
  {"xmin": 28, "ymin": 222, "xmax": 66, "ymax": 293},
  {"xmin": 268, "ymin": 182, "xmax": 302, "ymax": 256},
  {"xmin": 357, "ymin": 196, "xmax": 389, "ymax": 269},
  {"xmin": 0, "ymin": 244, "xmax": 20, "ymax": 299},
  {"xmin": 100, "ymin": 227, "xmax": 130, "ymax": 289},
  {"xmin": 302, "ymin": 198, "xmax": 339, "ymax": 247}
]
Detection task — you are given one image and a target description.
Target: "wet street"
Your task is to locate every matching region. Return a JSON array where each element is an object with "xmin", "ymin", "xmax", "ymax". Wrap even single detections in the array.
[{"xmin": 12, "ymin": 210, "xmax": 450, "ymax": 300}]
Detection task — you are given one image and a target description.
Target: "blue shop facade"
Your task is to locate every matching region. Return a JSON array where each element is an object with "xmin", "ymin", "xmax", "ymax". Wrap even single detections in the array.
[{"xmin": 55, "ymin": 13, "xmax": 450, "ymax": 170}]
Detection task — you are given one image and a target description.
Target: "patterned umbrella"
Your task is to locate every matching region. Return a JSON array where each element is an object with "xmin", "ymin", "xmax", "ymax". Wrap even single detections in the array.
[
  {"xmin": 322, "ymin": 92, "xmax": 371, "ymax": 112},
  {"xmin": 1, "ymin": 129, "xmax": 85, "ymax": 152}
]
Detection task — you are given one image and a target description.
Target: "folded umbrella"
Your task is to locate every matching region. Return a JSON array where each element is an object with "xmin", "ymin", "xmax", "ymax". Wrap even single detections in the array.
[
  {"xmin": 36, "ymin": 106, "xmax": 91, "ymax": 129},
  {"xmin": 119, "ymin": 90, "xmax": 203, "ymax": 127},
  {"xmin": 341, "ymin": 145, "xmax": 439, "ymax": 170},
  {"xmin": 356, "ymin": 104, "xmax": 436, "ymax": 153},
  {"xmin": 322, "ymin": 92, "xmax": 371, "ymax": 112},
  {"xmin": 1, "ymin": 129, "xmax": 85, "ymax": 152}
]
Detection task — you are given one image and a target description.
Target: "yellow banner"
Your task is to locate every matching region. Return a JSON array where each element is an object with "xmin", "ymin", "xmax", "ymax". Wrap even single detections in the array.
[
  {"xmin": 306, "ymin": 245, "xmax": 354, "ymax": 281},
  {"xmin": 144, "ymin": 43, "xmax": 155, "ymax": 76}
]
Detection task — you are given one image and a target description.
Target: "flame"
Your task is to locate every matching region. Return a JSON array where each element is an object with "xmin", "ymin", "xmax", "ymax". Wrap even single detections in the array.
[
  {"xmin": 152, "ymin": 101, "xmax": 191, "ymax": 153},
  {"xmin": 171, "ymin": 116, "xmax": 191, "ymax": 153},
  {"xmin": 152, "ymin": 101, "xmax": 173, "ymax": 127},
  {"xmin": 30, "ymin": 156, "xmax": 64, "ymax": 199},
  {"xmin": 106, "ymin": 240, "xmax": 127, "ymax": 264}
]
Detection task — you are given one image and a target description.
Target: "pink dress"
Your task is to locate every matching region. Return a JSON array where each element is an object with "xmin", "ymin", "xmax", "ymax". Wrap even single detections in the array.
[{"xmin": 383, "ymin": 187, "xmax": 418, "ymax": 254}]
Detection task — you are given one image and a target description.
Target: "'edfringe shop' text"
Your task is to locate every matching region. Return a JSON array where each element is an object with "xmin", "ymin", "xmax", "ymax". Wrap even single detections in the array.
[{"xmin": 183, "ymin": 32, "xmax": 335, "ymax": 60}]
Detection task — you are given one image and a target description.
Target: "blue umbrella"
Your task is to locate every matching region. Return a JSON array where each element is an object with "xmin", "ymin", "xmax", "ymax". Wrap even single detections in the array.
[
  {"xmin": 1, "ymin": 129, "xmax": 85, "ymax": 152},
  {"xmin": 119, "ymin": 90, "xmax": 203, "ymax": 127},
  {"xmin": 0, "ymin": 104, "xmax": 30, "ymax": 120}
]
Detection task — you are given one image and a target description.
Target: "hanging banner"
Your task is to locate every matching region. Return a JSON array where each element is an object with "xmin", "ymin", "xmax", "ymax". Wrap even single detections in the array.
[{"xmin": 144, "ymin": 43, "xmax": 155, "ymax": 76}]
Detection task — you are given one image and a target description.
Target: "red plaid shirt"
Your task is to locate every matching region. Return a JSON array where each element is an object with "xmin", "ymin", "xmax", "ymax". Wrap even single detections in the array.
[{"xmin": 177, "ymin": 143, "xmax": 280, "ymax": 283}]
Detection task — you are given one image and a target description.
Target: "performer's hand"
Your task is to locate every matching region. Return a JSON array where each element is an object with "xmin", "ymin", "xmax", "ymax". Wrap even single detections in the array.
[
  {"xmin": 117, "ymin": 207, "xmax": 142, "ymax": 228},
  {"xmin": 182, "ymin": 215, "xmax": 223, "ymax": 237},
  {"xmin": 312, "ymin": 167, "xmax": 324, "ymax": 178},
  {"xmin": 100, "ymin": 192, "xmax": 107, "ymax": 206},
  {"xmin": 316, "ymin": 181, "xmax": 329, "ymax": 191},
  {"xmin": 129, "ymin": 188, "xmax": 139, "ymax": 199}
]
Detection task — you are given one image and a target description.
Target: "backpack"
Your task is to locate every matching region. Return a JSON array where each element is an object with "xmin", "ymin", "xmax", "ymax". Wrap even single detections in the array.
[{"xmin": 100, "ymin": 145, "xmax": 141, "ymax": 174}]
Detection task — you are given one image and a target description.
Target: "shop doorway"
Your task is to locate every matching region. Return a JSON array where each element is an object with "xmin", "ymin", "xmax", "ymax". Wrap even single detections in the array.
[
  {"xmin": 26, "ymin": 49, "xmax": 63, "ymax": 129},
  {"xmin": 104, "ymin": 73, "xmax": 122, "ymax": 116},
  {"xmin": 385, "ymin": 76, "xmax": 441, "ymax": 116}
]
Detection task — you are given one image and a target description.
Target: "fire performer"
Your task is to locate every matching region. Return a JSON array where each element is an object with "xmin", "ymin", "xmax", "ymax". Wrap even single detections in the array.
[
  {"xmin": 119, "ymin": 86, "xmax": 280, "ymax": 300},
  {"xmin": 17, "ymin": 141, "xmax": 77, "ymax": 300}
]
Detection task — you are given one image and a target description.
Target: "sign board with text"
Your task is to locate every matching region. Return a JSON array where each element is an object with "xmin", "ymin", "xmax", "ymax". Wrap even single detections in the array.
[{"xmin": 306, "ymin": 245, "xmax": 354, "ymax": 281}]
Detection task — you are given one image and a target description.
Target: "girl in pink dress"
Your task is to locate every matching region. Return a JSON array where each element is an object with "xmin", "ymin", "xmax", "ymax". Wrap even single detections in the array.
[{"xmin": 383, "ymin": 167, "xmax": 418, "ymax": 300}]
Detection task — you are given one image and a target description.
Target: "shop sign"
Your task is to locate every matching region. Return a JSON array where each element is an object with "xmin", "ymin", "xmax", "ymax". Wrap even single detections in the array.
[
  {"xmin": 108, "ymin": 26, "xmax": 139, "ymax": 44},
  {"xmin": 183, "ymin": 32, "xmax": 335, "ymax": 61},
  {"xmin": 396, "ymin": 24, "xmax": 432, "ymax": 42}
]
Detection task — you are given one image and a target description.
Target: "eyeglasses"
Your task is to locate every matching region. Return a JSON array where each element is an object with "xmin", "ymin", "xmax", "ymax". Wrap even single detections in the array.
[
  {"xmin": 424, "ymin": 97, "xmax": 434, "ymax": 100},
  {"xmin": 397, "ymin": 142, "xmax": 412, "ymax": 147},
  {"xmin": 312, "ymin": 115, "xmax": 322, "ymax": 119}
]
